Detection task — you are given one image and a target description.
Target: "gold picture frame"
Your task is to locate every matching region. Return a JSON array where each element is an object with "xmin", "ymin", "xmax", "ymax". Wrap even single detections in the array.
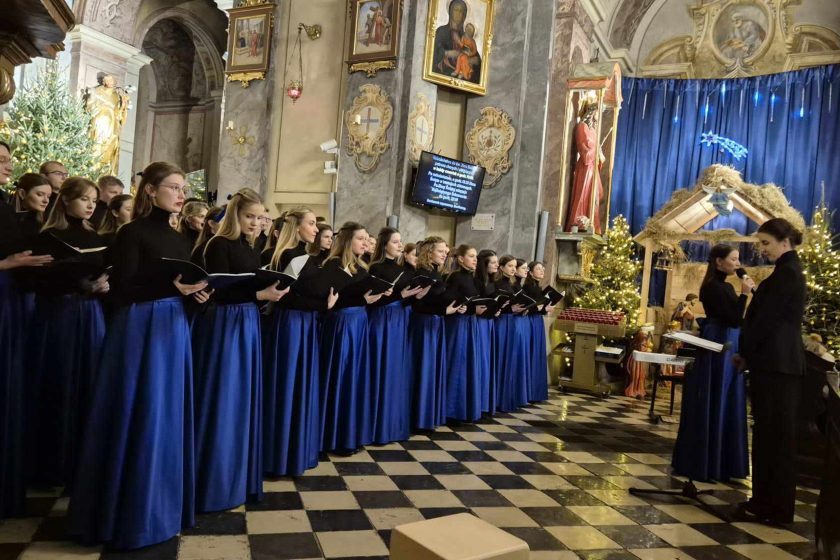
[
  {"xmin": 225, "ymin": 2, "xmax": 275, "ymax": 87},
  {"xmin": 347, "ymin": 0, "xmax": 402, "ymax": 76},
  {"xmin": 423, "ymin": 0, "xmax": 495, "ymax": 96}
]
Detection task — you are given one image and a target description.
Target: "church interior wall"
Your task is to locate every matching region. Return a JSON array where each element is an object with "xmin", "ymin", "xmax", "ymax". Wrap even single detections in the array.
[{"xmin": 264, "ymin": 0, "xmax": 347, "ymax": 220}]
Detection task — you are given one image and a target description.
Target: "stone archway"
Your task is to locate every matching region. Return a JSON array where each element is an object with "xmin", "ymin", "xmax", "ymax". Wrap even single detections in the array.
[{"xmin": 132, "ymin": 7, "xmax": 225, "ymax": 190}]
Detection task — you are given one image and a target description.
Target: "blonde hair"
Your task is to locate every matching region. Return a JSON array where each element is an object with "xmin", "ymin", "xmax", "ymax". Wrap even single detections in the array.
[
  {"xmin": 133, "ymin": 161, "xmax": 185, "ymax": 219},
  {"xmin": 417, "ymin": 236, "xmax": 446, "ymax": 271},
  {"xmin": 212, "ymin": 188, "xmax": 263, "ymax": 244},
  {"xmin": 324, "ymin": 221, "xmax": 368, "ymax": 275},
  {"xmin": 269, "ymin": 206, "xmax": 315, "ymax": 269},
  {"xmin": 41, "ymin": 177, "xmax": 99, "ymax": 232},
  {"xmin": 178, "ymin": 200, "xmax": 209, "ymax": 234}
]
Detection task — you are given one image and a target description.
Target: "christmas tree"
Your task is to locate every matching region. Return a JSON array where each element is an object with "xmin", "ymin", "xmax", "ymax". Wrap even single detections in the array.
[
  {"xmin": 0, "ymin": 61, "xmax": 104, "ymax": 191},
  {"xmin": 800, "ymin": 203, "xmax": 840, "ymax": 357},
  {"xmin": 577, "ymin": 214, "xmax": 642, "ymax": 332}
]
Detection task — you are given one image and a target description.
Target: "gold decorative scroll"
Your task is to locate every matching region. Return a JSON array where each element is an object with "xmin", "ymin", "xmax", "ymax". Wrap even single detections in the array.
[
  {"xmin": 407, "ymin": 93, "xmax": 435, "ymax": 164},
  {"xmin": 465, "ymin": 106, "xmax": 515, "ymax": 188},
  {"xmin": 349, "ymin": 61, "xmax": 396, "ymax": 77},
  {"xmin": 345, "ymin": 84, "xmax": 393, "ymax": 173}
]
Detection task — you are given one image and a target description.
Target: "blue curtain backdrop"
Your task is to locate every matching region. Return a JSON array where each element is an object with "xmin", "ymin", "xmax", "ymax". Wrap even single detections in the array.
[{"xmin": 612, "ymin": 64, "xmax": 840, "ymax": 237}]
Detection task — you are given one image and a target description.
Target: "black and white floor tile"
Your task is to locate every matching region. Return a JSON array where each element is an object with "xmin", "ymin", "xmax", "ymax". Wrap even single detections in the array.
[{"xmin": 0, "ymin": 391, "xmax": 818, "ymax": 560}]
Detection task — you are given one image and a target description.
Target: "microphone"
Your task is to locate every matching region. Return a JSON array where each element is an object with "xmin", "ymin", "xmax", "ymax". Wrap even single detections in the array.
[{"xmin": 735, "ymin": 268, "xmax": 756, "ymax": 294}]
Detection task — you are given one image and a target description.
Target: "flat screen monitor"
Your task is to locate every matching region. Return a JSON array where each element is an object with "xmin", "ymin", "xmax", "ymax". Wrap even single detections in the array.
[{"xmin": 409, "ymin": 151, "xmax": 485, "ymax": 216}]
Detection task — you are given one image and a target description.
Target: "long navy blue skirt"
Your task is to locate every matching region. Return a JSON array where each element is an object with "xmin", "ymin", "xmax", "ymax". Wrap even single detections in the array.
[
  {"xmin": 368, "ymin": 301, "xmax": 410, "ymax": 444},
  {"xmin": 672, "ymin": 320, "xmax": 749, "ymax": 482},
  {"xmin": 0, "ymin": 272, "xmax": 24, "ymax": 520},
  {"xmin": 476, "ymin": 318, "xmax": 497, "ymax": 414},
  {"xmin": 27, "ymin": 294, "xmax": 105, "ymax": 486},
  {"xmin": 320, "ymin": 306, "xmax": 373, "ymax": 451},
  {"xmin": 408, "ymin": 312, "xmax": 447, "ymax": 430},
  {"xmin": 69, "ymin": 297, "xmax": 195, "ymax": 549},
  {"xmin": 444, "ymin": 314, "xmax": 485, "ymax": 422},
  {"xmin": 192, "ymin": 303, "xmax": 262, "ymax": 512},
  {"xmin": 526, "ymin": 314, "xmax": 549, "ymax": 402},
  {"xmin": 263, "ymin": 308, "xmax": 321, "ymax": 476},
  {"xmin": 495, "ymin": 314, "xmax": 530, "ymax": 412}
]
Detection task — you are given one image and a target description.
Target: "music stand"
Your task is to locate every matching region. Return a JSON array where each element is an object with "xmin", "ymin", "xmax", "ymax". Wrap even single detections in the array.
[{"xmin": 627, "ymin": 333, "xmax": 730, "ymax": 519}]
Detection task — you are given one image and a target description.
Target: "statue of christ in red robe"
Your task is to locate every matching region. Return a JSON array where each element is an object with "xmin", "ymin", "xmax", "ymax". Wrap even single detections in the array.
[{"xmin": 566, "ymin": 101, "xmax": 604, "ymax": 234}]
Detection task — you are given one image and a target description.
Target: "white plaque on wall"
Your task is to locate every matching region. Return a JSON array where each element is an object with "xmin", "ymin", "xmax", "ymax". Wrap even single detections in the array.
[{"xmin": 471, "ymin": 213, "xmax": 495, "ymax": 231}]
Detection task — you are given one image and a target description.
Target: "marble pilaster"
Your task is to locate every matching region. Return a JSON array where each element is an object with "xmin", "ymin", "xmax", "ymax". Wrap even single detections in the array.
[{"xmin": 454, "ymin": 0, "xmax": 556, "ymax": 258}]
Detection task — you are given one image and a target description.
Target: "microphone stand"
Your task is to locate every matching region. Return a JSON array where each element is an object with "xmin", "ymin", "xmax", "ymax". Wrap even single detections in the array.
[{"xmin": 628, "ymin": 335, "xmax": 731, "ymax": 521}]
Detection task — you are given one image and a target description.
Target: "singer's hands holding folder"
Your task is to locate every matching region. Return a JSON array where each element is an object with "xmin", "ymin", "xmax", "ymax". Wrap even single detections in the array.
[
  {"xmin": 173, "ymin": 274, "xmax": 209, "ymax": 296},
  {"xmin": 363, "ymin": 290, "xmax": 385, "ymax": 305},
  {"xmin": 82, "ymin": 273, "xmax": 110, "ymax": 295},
  {"xmin": 257, "ymin": 281, "xmax": 290, "ymax": 302},
  {"xmin": 401, "ymin": 285, "xmax": 424, "ymax": 299},
  {"xmin": 327, "ymin": 287, "xmax": 339, "ymax": 309}
]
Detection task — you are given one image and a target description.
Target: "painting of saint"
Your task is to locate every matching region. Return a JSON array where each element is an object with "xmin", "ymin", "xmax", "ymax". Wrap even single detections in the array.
[
  {"xmin": 714, "ymin": 4, "xmax": 768, "ymax": 62},
  {"xmin": 424, "ymin": 0, "xmax": 494, "ymax": 95},
  {"xmin": 350, "ymin": 0, "xmax": 398, "ymax": 57},
  {"xmin": 232, "ymin": 15, "xmax": 267, "ymax": 67}
]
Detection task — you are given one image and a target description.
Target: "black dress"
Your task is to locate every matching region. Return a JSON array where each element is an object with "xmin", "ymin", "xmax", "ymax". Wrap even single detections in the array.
[{"xmin": 739, "ymin": 251, "xmax": 807, "ymax": 523}]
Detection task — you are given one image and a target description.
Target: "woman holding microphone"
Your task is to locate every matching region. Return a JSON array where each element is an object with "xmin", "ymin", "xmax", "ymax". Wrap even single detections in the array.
[{"xmin": 737, "ymin": 218, "xmax": 806, "ymax": 525}]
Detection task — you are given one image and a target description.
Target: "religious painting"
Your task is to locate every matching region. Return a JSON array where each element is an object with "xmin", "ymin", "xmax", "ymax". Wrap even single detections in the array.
[
  {"xmin": 225, "ymin": 3, "xmax": 275, "ymax": 86},
  {"xmin": 712, "ymin": 2, "xmax": 770, "ymax": 63},
  {"xmin": 347, "ymin": 0, "xmax": 401, "ymax": 75},
  {"xmin": 423, "ymin": 0, "xmax": 495, "ymax": 96}
]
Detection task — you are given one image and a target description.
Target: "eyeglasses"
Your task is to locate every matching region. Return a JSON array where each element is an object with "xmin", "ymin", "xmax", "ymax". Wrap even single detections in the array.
[
  {"xmin": 159, "ymin": 183, "xmax": 188, "ymax": 195},
  {"xmin": 48, "ymin": 171, "xmax": 69, "ymax": 178}
]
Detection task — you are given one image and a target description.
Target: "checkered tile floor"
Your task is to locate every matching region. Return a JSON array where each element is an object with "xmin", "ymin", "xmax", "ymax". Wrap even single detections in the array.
[{"xmin": 0, "ymin": 391, "xmax": 818, "ymax": 560}]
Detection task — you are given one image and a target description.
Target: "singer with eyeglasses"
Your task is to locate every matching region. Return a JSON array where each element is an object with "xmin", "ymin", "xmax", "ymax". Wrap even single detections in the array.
[
  {"xmin": 736, "ymin": 218, "xmax": 806, "ymax": 526},
  {"xmin": 672, "ymin": 244, "xmax": 754, "ymax": 483}
]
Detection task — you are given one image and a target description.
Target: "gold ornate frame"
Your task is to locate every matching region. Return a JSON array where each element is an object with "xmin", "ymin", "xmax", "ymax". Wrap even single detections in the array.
[
  {"xmin": 465, "ymin": 106, "xmax": 515, "ymax": 188},
  {"xmin": 423, "ymin": 0, "xmax": 495, "ymax": 96},
  {"xmin": 225, "ymin": 2, "xmax": 276, "ymax": 87},
  {"xmin": 347, "ymin": 0, "xmax": 402, "ymax": 77},
  {"xmin": 407, "ymin": 93, "xmax": 435, "ymax": 165},
  {"xmin": 345, "ymin": 84, "xmax": 394, "ymax": 173}
]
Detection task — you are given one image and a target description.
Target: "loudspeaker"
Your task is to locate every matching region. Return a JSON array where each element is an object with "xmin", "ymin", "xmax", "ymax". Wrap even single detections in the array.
[
  {"xmin": 386, "ymin": 215, "xmax": 399, "ymax": 229},
  {"xmin": 534, "ymin": 210, "xmax": 549, "ymax": 261}
]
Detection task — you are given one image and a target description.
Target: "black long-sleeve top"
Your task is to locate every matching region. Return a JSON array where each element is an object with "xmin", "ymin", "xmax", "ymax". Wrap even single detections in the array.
[
  {"xmin": 320, "ymin": 257, "xmax": 369, "ymax": 310},
  {"xmin": 369, "ymin": 257, "xmax": 408, "ymax": 307},
  {"xmin": 310, "ymin": 248, "xmax": 330, "ymax": 267},
  {"xmin": 278, "ymin": 240, "xmax": 308, "ymax": 272},
  {"xmin": 181, "ymin": 226, "xmax": 200, "ymax": 249},
  {"xmin": 90, "ymin": 200, "xmax": 108, "ymax": 230},
  {"xmin": 16, "ymin": 211, "xmax": 42, "ymax": 241},
  {"xmin": 0, "ymin": 200, "xmax": 25, "ymax": 258},
  {"xmin": 110, "ymin": 205, "xmax": 193, "ymax": 304},
  {"xmin": 411, "ymin": 265, "xmax": 448, "ymax": 315},
  {"xmin": 699, "ymin": 270, "xmax": 747, "ymax": 329},
  {"xmin": 267, "ymin": 241, "xmax": 329, "ymax": 312},
  {"xmin": 494, "ymin": 277, "xmax": 518, "ymax": 314},
  {"xmin": 445, "ymin": 268, "xmax": 479, "ymax": 315},
  {"xmin": 31, "ymin": 217, "xmax": 107, "ymax": 296},
  {"xmin": 523, "ymin": 280, "xmax": 548, "ymax": 315},
  {"xmin": 740, "ymin": 251, "xmax": 807, "ymax": 376},
  {"xmin": 192, "ymin": 239, "xmax": 209, "ymax": 268},
  {"xmin": 203, "ymin": 234, "xmax": 260, "ymax": 304}
]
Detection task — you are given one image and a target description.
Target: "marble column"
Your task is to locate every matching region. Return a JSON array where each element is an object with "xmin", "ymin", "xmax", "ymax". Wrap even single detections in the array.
[
  {"xmin": 63, "ymin": 24, "xmax": 152, "ymax": 181},
  {"xmin": 454, "ymin": 0, "xmax": 556, "ymax": 258}
]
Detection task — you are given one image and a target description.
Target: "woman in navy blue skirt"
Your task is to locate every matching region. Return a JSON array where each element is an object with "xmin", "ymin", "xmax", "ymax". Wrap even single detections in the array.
[
  {"xmin": 192, "ymin": 189, "xmax": 289, "ymax": 512},
  {"xmin": 26, "ymin": 178, "xmax": 109, "ymax": 487},
  {"xmin": 672, "ymin": 244, "xmax": 751, "ymax": 482},
  {"xmin": 409, "ymin": 237, "xmax": 461, "ymax": 430},
  {"xmin": 443, "ymin": 245, "xmax": 487, "ymax": 423},
  {"xmin": 522, "ymin": 261, "xmax": 554, "ymax": 402},
  {"xmin": 494, "ymin": 255, "xmax": 530, "ymax": 411},
  {"xmin": 69, "ymin": 162, "xmax": 210, "ymax": 549},
  {"xmin": 0, "ymin": 140, "xmax": 54, "ymax": 519},
  {"xmin": 262, "ymin": 207, "xmax": 333, "ymax": 476},
  {"xmin": 318, "ymin": 222, "xmax": 386, "ymax": 453},
  {"xmin": 368, "ymin": 227, "xmax": 424, "ymax": 444},
  {"xmin": 475, "ymin": 250, "xmax": 500, "ymax": 415}
]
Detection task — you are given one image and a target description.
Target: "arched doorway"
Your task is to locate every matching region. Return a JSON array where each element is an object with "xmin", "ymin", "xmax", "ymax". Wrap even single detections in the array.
[{"xmin": 132, "ymin": 12, "xmax": 224, "ymax": 192}]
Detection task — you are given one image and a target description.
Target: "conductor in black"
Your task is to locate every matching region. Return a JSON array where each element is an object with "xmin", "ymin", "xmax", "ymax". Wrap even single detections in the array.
[{"xmin": 737, "ymin": 218, "xmax": 806, "ymax": 525}]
